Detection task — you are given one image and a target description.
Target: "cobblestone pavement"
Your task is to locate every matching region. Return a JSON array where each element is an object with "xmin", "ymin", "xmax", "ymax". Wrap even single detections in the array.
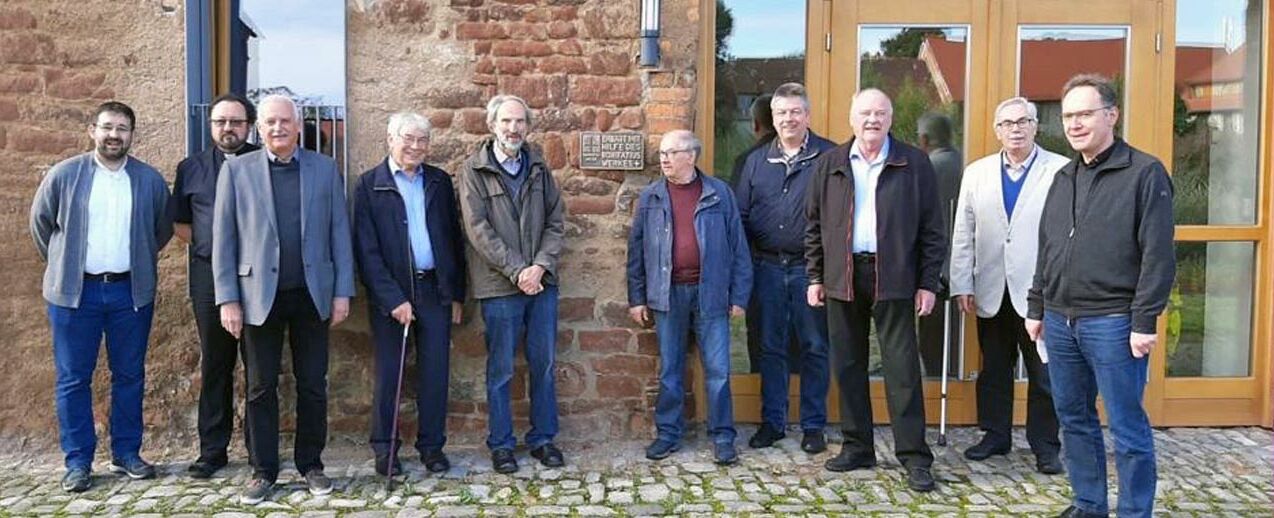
[{"xmin": 0, "ymin": 426, "xmax": 1268, "ymax": 516}]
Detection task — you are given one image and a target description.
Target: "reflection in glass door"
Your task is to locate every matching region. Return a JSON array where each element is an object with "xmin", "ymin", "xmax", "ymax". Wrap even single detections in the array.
[{"xmin": 1017, "ymin": 26, "xmax": 1129, "ymax": 159}]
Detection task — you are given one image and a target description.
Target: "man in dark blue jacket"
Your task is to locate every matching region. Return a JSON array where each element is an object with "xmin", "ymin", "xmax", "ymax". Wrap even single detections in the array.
[
  {"xmin": 734, "ymin": 83, "xmax": 835, "ymax": 454},
  {"xmin": 353, "ymin": 111, "xmax": 466, "ymax": 477},
  {"xmin": 169, "ymin": 92, "xmax": 259, "ymax": 479},
  {"xmin": 628, "ymin": 130, "xmax": 752, "ymax": 465}
]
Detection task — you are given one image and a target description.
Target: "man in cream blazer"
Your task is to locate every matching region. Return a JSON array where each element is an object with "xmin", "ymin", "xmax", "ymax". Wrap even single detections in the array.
[{"xmin": 948, "ymin": 97, "xmax": 1066, "ymax": 474}]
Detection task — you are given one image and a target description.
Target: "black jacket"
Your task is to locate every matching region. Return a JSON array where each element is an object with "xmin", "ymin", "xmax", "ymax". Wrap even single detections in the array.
[
  {"xmin": 736, "ymin": 131, "xmax": 837, "ymax": 257},
  {"xmin": 1027, "ymin": 139, "xmax": 1175, "ymax": 334},
  {"xmin": 352, "ymin": 159, "xmax": 466, "ymax": 315},
  {"xmin": 804, "ymin": 135, "xmax": 946, "ymax": 301}
]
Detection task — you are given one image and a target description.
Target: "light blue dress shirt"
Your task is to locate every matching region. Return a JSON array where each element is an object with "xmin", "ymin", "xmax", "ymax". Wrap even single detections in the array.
[
  {"xmin": 389, "ymin": 157, "xmax": 436, "ymax": 271},
  {"xmin": 849, "ymin": 136, "xmax": 891, "ymax": 253}
]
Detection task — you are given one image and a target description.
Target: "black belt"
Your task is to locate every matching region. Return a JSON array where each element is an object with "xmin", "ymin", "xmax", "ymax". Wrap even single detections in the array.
[
  {"xmin": 753, "ymin": 249, "xmax": 804, "ymax": 265},
  {"xmin": 85, "ymin": 271, "xmax": 130, "ymax": 283},
  {"xmin": 852, "ymin": 252, "xmax": 876, "ymax": 263},
  {"xmin": 414, "ymin": 270, "xmax": 436, "ymax": 280}
]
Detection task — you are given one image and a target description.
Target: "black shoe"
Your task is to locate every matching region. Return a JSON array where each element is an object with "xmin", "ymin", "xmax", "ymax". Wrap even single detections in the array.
[
  {"xmin": 61, "ymin": 468, "xmax": 91, "ymax": 492},
  {"xmin": 713, "ymin": 442, "xmax": 739, "ymax": 465},
  {"xmin": 1056, "ymin": 504, "xmax": 1109, "ymax": 517},
  {"xmin": 963, "ymin": 434, "xmax": 1011, "ymax": 461},
  {"xmin": 906, "ymin": 466, "xmax": 937, "ymax": 492},
  {"xmin": 491, "ymin": 448, "xmax": 518, "ymax": 474},
  {"xmin": 823, "ymin": 448, "xmax": 877, "ymax": 472},
  {"xmin": 109, "ymin": 457, "xmax": 156, "ymax": 480},
  {"xmin": 645, "ymin": 439, "xmax": 681, "ymax": 460},
  {"xmin": 240, "ymin": 478, "xmax": 273, "ymax": 505},
  {"xmin": 187, "ymin": 459, "xmax": 226, "ymax": 479},
  {"xmin": 422, "ymin": 450, "xmax": 451, "ymax": 473},
  {"xmin": 374, "ymin": 455, "xmax": 403, "ymax": 477},
  {"xmin": 801, "ymin": 430, "xmax": 827, "ymax": 453},
  {"xmin": 530, "ymin": 443, "xmax": 565, "ymax": 468},
  {"xmin": 748, "ymin": 423, "xmax": 786, "ymax": 449},
  {"xmin": 1036, "ymin": 453, "xmax": 1065, "ymax": 475},
  {"xmin": 304, "ymin": 469, "xmax": 333, "ymax": 495}
]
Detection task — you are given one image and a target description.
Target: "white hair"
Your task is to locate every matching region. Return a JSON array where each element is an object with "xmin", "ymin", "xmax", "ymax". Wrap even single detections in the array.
[
  {"xmin": 257, "ymin": 94, "xmax": 301, "ymax": 120},
  {"xmin": 662, "ymin": 129, "xmax": 702, "ymax": 159},
  {"xmin": 994, "ymin": 96, "xmax": 1039, "ymax": 121},
  {"xmin": 485, "ymin": 94, "xmax": 534, "ymax": 127},
  {"xmin": 387, "ymin": 111, "xmax": 431, "ymax": 136}
]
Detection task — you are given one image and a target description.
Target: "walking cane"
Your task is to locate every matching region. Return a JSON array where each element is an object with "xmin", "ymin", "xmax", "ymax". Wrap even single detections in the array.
[
  {"xmin": 938, "ymin": 296, "xmax": 952, "ymax": 446},
  {"xmin": 386, "ymin": 322, "xmax": 410, "ymax": 491}
]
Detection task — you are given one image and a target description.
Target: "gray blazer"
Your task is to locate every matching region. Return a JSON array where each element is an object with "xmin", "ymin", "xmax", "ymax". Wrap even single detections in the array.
[
  {"xmin": 30, "ymin": 152, "xmax": 172, "ymax": 308},
  {"xmin": 949, "ymin": 145, "xmax": 1067, "ymax": 318},
  {"xmin": 212, "ymin": 148, "xmax": 354, "ymax": 326}
]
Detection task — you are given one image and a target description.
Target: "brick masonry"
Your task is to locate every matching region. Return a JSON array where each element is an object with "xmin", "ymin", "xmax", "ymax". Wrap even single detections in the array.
[{"xmin": 0, "ymin": 0, "xmax": 702, "ymax": 451}]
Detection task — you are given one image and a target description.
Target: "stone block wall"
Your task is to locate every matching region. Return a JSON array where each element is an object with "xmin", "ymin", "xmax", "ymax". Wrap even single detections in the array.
[{"xmin": 0, "ymin": 0, "xmax": 704, "ymax": 452}]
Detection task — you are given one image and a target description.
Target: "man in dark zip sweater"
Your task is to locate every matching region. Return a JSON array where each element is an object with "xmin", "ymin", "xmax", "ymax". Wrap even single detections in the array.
[{"xmin": 1026, "ymin": 74, "xmax": 1175, "ymax": 518}]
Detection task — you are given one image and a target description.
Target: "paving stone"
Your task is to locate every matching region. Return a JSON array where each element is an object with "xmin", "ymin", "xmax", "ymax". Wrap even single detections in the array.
[{"xmin": 575, "ymin": 505, "xmax": 615, "ymax": 516}]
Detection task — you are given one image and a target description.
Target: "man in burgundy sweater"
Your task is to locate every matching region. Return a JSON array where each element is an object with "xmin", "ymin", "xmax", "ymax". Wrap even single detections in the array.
[{"xmin": 627, "ymin": 130, "xmax": 753, "ymax": 465}]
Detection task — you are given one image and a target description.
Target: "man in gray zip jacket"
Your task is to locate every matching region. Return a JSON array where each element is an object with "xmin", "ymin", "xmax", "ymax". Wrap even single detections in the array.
[
  {"xmin": 30, "ymin": 101, "xmax": 172, "ymax": 492},
  {"xmin": 457, "ymin": 94, "xmax": 566, "ymax": 474}
]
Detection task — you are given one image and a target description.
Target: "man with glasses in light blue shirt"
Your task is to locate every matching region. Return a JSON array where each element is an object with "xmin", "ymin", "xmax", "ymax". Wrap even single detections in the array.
[{"xmin": 353, "ymin": 111, "xmax": 466, "ymax": 478}]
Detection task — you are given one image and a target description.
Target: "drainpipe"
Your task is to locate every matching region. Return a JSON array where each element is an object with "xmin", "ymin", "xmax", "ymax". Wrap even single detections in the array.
[{"xmin": 639, "ymin": 0, "xmax": 661, "ymax": 67}]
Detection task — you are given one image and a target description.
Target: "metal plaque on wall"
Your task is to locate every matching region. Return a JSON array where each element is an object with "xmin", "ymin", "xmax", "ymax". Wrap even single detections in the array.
[{"xmin": 579, "ymin": 131, "xmax": 644, "ymax": 170}]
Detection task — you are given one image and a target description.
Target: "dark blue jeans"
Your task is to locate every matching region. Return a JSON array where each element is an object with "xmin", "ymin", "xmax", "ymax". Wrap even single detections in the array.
[
  {"xmin": 48, "ymin": 278, "xmax": 154, "ymax": 470},
  {"xmin": 480, "ymin": 285, "xmax": 559, "ymax": 451},
  {"xmin": 1044, "ymin": 311, "xmax": 1156, "ymax": 517},
  {"xmin": 753, "ymin": 260, "xmax": 829, "ymax": 432},
  {"xmin": 369, "ymin": 273, "xmax": 452, "ymax": 458},
  {"xmin": 653, "ymin": 283, "xmax": 736, "ymax": 445}
]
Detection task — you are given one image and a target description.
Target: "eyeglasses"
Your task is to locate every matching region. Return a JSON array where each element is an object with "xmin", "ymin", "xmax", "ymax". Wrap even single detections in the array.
[
  {"xmin": 658, "ymin": 148, "xmax": 693, "ymax": 158},
  {"xmin": 210, "ymin": 119, "xmax": 249, "ymax": 128},
  {"xmin": 1061, "ymin": 105, "xmax": 1115, "ymax": 124},
  {"xmin": 396, "ymin": 134, "xmax": 429, "ymax": 147},
  {"xmin": 995, "ymin": 117, "xmax": 1036, "ymax": 130},
  {"xmin": 94, "ymin": 124, "xmax": 132, "ymax": 134}
]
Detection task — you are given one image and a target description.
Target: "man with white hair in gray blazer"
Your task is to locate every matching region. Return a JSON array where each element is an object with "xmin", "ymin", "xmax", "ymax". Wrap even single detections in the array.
[
  {"xmin": 948, "ymin": 96, "xmax": 1066, "ymax": 474},
  {"xmin": 212, "ymin": 94, "xmax": 354, "ymax": 504}
]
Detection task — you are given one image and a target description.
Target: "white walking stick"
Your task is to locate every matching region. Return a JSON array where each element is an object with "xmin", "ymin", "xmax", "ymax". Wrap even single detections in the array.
[
  {"xmin": 387, "ymin": 322, "xmax": 410, "ymax": 491},
  {"xmin": 938, "ymin": 297, "xmax": 952, "ymax": 446}
]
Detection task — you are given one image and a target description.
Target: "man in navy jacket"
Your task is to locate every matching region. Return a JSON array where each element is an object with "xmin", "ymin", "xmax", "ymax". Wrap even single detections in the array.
[{"xmin": 353, "ymin": 111, "xmax": 466, "ymax": 478}]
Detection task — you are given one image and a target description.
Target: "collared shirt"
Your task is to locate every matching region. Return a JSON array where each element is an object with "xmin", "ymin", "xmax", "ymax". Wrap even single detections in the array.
[
  {"xmin": 492, "ymin": 144, "xmax": 521, "ymax": 177},
  {"xmin": 265, "ymin": 146, "xmax": 294, "ymax": 164},
  {"xmin": 849, "ymin": 137, "xmax": 890, "ymax": 253},
  {"xmin": 84, "ymin": 155, "xmax": 133, "ymax": 274},
  {"xmin": 389, "ymin": 156, "xmax": 436, "ymax": 271},
  {"xmin": 1000, "ymin": 144, "xmax": 1040, "ymax": 182}
]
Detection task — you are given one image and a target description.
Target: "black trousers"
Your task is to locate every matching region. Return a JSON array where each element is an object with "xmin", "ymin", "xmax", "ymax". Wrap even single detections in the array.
[
  {"xmin": 828, "ymin": 257, "xmax": 933, "ymax": 468},
  {"xmin": 189, "ymin": 257, "xmax": 247, "ymax": 464},
  {"xmin": 368, "ymin": 272, "xmax": 452, "ymax": 458},
  {"xmin": 975, "ymin": 289, "xmax": 1060, "ymax": 456},
  {"xmin": 242, "ymin": 288, "xmax": 329, "ymax": 481}
]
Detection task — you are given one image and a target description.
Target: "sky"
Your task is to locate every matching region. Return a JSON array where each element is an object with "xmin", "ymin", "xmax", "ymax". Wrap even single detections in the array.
[{"xmin": 241, "ymin": 0, "xmax": 346, "ymax": 106}]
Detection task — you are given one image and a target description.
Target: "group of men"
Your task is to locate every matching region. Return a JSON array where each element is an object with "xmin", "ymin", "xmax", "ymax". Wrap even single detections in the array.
[
  {"xmin": 628, "ymin": 74, "xmax": 1173, "ymax": 517},
  {"xmin": 30, "ymin": 93, "xmax": 566, "ymax": 505},
  {"xmin": 31, "ymin": 71, "xmax": 1172, "ymax": 516}
]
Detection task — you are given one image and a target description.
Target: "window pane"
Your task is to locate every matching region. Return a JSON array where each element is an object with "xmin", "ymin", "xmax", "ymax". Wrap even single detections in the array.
[
  {"xmin": 714, "ymin": 1, "xmax": 807, "ymax": 374},
  {"xmin": 713, "ymin": 0, "xmax": 806, "ymax": 185},
  {"xmin": 1018, "ymin": 26, "xmax": 1128, "ymax": 158},
  {"xmin": 858, "ymin": 26, "xmax": 968, "ymax": 379},
  {"xmin": 1166, "ymin": 242, "xmax": 1255, "ymax": 377},
  {"xmin": 1172, "ymin": 1, "xmax": 1262, "ymax": 225}
]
